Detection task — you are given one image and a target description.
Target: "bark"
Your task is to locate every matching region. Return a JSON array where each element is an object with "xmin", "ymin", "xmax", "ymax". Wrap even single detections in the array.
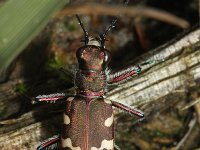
[
  {"xmin": 0, "ymin": 26, "xmax": 200, "ymax": 149},
  {"xmin": 108, "ymin": 26, "xmax": 200, "ymax": 107}
]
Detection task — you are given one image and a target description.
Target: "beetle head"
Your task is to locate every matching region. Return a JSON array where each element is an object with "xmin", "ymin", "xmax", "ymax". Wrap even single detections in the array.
[
  {"xmin": 76, "ymin": 36, "xmax": 111, "ymax": 72},
  {"xmin": 76, "ymin": 15, "xmax": 114, "ymax": 72}
]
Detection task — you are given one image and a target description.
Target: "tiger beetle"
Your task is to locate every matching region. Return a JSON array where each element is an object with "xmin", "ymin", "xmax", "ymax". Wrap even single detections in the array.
[{"xmin": 34, "ymin": 2, "xmax": 163, "ymax": 150}]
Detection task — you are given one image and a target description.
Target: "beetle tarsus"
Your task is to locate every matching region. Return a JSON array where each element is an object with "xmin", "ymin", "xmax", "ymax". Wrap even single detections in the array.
[
  {"xmin": 111, "ymin": 101, "xmax": 144, "ymax": 118},
  {"xmin": 108, "ymin": 65, "xmax": 141, "ymax": 84},
  {"xmin": 34, "ymin": 93, "xmax": 68, "ymax": 103},
  {"xmin": 114, "ymin": 144, "xmax": 121, "ymax": 150},
  {"xmin": 37, "ymin": 135, "xmax": 60, "ymax": 150}
]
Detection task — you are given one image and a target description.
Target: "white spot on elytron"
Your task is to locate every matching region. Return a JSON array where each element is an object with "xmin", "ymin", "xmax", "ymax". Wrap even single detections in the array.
[
  {"xmin": 91, "ymin": 139, "xmax": 114, "ymax": 150},
  {"xmin": 63, "ymin": 113, "xmax": 70, "ymax": 125},
  {"xmin": 104, "ymin": 99, "xmax": 111, "ymax": 104},
  {"xmin": 61, "ymin": 138, "xmax": 81, "ymax": 150},
  {"xmin": 67, "ymin": 97, "xmax": 74, "ymax": 101},
  {"xmin": 104, "ymin": 114, "xmax": 113, "ymax": 127}
]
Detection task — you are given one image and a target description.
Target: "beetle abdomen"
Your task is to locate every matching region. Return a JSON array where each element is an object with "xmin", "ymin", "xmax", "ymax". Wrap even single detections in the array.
[{"xmin": 61, "ymin": 96, "xmax": 114, "ymax": 150}]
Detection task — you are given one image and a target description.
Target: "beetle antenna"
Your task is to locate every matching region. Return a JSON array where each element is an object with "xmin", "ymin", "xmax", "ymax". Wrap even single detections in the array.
[
  {"xmin": 99, "ymin": 0, "xmax": 130, "ymax": 48},
  {"xmin": 76, "ymin": 14, "xmax": 89, "ymax": 45}
]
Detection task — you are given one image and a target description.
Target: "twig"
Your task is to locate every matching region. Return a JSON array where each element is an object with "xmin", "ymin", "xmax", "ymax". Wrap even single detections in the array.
[
  {"xmin": 181, "ymin": 97, "xmax": 200, "ymax": 111},
  {"xmin": 175, "ymin": 117, "xmax": 196, "ymax": 150},
  {"xmin": 191, "ymin": 92, "xmax": 200, "ymax": 125},
  {"xmin": 132, "ymin": 17, "xmax": 150, "ymax": 51},
  {"xmin": 181, "ymin": 91, "xmax": 200, "ymax": 126},
  {"xmin": 56, "ymin": 3, "xmax": 190, "ymax": 29}
]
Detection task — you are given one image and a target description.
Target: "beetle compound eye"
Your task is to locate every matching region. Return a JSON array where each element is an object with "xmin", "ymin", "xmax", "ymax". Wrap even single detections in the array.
[
  {"xmin": 81, "ymin": 50, "xmax": 86, "ymax": 58},
  {"xmin": 104, "ymin": 50, "xmax": 111, "ymax": 63},
  {"xmin": 77, "ymin": 47, "xmax": 88, "ymax": 59},
  {"xmin": 100, "ymin": 52, "xmax": 104, "ymax": 59}
]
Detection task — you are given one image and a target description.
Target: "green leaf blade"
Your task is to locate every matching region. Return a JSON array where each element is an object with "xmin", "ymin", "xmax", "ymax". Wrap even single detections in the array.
[{"xmin": 0, "ymin": 0, "xmax": 69, "ymax": 71}]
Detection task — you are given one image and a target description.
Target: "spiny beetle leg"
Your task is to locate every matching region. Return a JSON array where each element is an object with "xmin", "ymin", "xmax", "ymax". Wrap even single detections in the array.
[
  {"xmin": 33, "ymin": 93, "xmax": 70, "ymax": 104},
  {"xmin": 59, "ymin": 67, "xmax": 74, "ymax": 79},
  {"xmin": 140, "ymin": 58, "xmax": 165, "ymax": 66},
  {"xmin": 37, "ymin": 135, "xmax": 60, "ymax": 150},
  {"xmin": 108, "ymin": 58, "xmax": 164, "ymax": 85},
  {"xmin": 108, "ymin": 65, "xmax": 141, "ymax": 84},
  {"xmin": 114, "ymin": 144, "xmax": 121, "ymax": 150},
  {"xmin": 111, "ymin": 101, "xmax": 144, "ymax": 119}
]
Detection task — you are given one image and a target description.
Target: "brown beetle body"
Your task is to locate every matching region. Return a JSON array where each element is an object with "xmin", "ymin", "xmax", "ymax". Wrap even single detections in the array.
[
  {"xmin": 61, "ymin": 40, "xmax": 114, "ymax": 149},
  {"xmin": 35, "ymin": 12, "xmax": 147, "ymax": 150}
]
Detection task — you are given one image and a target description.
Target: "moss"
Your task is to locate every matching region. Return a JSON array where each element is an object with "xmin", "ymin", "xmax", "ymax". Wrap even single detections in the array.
[
  {"xmin": 45, "ymin": 54, "xmax": 72, "ymax": 84},
  {"xmin": 46, "ymin": 54, "xmax": 64, "ymax": 70},
  {"xmin": 65, "ymin": 21, "xmax": 79, "ymax": 31},
  {"xmin": 15, "ymin": 82, "xmax": 27, "ymax": 94}
]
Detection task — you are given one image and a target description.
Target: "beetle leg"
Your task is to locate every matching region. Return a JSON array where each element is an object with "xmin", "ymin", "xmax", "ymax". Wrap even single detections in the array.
[
  {"xmin": 59, "ymin": 67, "xmax": 74, "ymax": 79},
  {"xmin": 114, "ymin": 144, "xmax": 121, "ymax": 150},
  {"xmin": 107, "ymin": 65, "xmax": 141, "ymax": 84},
  {"xmin": 108, "ymin": 59, "xmax": 164, "ymax": 85},
  {"xmin": 37, "ymin": 135, "xmax": 60, "ymax": 150},
  {"xmin": 33, "ymin": 93, "xmax": 72, "ymax": 103},
  {"xmin": 111, "ymin": 101, "xmax": 144, "ymax": 119}
]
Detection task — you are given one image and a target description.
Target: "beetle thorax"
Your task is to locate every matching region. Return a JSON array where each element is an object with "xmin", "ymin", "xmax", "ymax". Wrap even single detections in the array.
[
  {"xmin": 75, "ymin": 37, "xmax": 111, "ymax": 96},
  {"xmin": 75, "ymin": 45, "xmax": 107, "ymax": 94}
]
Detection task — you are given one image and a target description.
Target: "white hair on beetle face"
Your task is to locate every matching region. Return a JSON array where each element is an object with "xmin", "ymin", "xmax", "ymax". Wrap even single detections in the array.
[{"xmin": 87, "ymin": 36, "xmax": 101, "ymax": 47}]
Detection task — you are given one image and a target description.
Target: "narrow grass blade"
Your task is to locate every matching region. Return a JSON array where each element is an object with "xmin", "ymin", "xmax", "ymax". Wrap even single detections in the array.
[{"xmin": 0, "ymin": 0, "xmax": 69, "ymax": 71}]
